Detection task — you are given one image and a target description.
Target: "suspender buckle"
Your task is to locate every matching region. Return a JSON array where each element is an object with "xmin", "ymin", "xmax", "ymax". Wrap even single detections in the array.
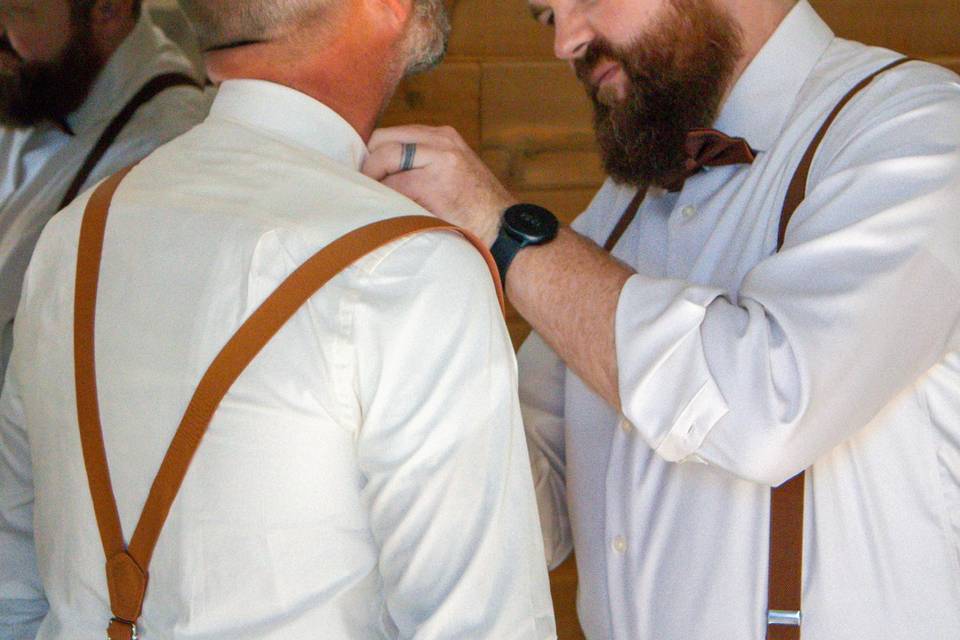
[
  {"xmin": 768, "ymin": 609, "xmax": 801, "ymax": 627},
  {"xmin": 107, "ymin": 618, "xmax": 138, "ymax": 640}
]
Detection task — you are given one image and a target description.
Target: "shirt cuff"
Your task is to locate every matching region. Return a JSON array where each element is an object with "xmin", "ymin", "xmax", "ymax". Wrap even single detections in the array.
[{"xmin": 616, "ymin": 273, "xmax": 729, "ymax": 462}]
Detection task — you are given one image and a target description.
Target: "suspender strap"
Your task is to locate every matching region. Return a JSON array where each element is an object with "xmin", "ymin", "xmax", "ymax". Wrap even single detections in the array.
[
  {"xmin": 603, "ymin": 187, "xmax": 648, "ymax": 251},
  {"xmin": 74, "ymin": 168, "xmax": 503, "ymax": 640},
  {"xmin": 766, "ymin": 56, "xmax": 913, "ymax": 640},
  {"xmin": 776, "ymin": 57, "xmax": 914, "ymax": 248},
  {"xmin": 59, "ymin": 73, "xmax": 201, "ymax": 211}
]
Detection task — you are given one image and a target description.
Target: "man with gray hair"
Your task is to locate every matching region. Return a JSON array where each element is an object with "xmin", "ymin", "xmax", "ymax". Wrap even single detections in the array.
[{"xmin": 0, "ymin": 0, "xmax": 556, "ymax": 638}]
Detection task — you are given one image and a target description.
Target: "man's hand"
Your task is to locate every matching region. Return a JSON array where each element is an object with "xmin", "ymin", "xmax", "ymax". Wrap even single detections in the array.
[{"xmin": 363, "ymin": 124, "xmax": 516, "ymax": 247}]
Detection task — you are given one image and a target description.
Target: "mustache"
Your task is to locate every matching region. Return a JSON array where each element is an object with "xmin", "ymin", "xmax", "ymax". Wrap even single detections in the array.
[{"xmin": 573, "ymin": 37, "xmax": 624, "ymax": 89}]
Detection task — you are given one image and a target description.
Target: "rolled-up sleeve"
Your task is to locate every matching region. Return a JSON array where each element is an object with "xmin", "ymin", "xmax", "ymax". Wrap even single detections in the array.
[
  {"xmin": 616, "ymin": 276, "xmax": 727, "ymax": 462},
  {"xmin": 617, "ymin": 78, "xmax": 960, "ymax": 486}
]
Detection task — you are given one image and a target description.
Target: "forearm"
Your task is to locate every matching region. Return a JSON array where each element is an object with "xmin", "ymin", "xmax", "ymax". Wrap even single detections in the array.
[{"xmin": 507, "ymin": 227, "xmax": 633, "ymax": 409}]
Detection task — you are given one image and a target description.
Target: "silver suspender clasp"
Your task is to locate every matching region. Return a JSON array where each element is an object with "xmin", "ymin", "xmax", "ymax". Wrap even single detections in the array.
[{"xmin": 768, "ymin": 609, "xmax": 801, "ymax": 627}]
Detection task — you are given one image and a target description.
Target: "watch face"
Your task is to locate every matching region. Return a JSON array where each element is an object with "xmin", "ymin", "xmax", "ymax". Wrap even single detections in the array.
[{"xmin": 504, "ymin": 204, "xmax": 559, "ymax": 244}]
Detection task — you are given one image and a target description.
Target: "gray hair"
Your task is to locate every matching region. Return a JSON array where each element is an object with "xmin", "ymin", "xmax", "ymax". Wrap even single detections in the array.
[
  {"xmin": 404, "ymin": 0, "xmax": 450, "ymax": 76},
  {"xmin": 177, "ymin": 0, "xmax": 331, "ymax": 51}
]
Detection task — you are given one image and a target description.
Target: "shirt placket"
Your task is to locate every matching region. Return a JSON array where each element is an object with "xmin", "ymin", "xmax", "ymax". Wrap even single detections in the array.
[{"xmin": 604, "ymin": 417, "xmax": 633, "ymax": 640}]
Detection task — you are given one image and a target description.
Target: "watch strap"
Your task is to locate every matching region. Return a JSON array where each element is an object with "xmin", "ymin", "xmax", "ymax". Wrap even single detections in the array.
[{"xmin": 491, "ymin": 231, "xmax": 522, "ymax": 287}]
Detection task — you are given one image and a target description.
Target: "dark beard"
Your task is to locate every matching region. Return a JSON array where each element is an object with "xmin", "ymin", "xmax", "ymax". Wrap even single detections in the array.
[
  {"xmin": 0, "ymin": 25, "xmax": 103, "ymax": 129},
  {"xmin": 575, "ymin": 0, "xmax": 743, "ymax": 188}
]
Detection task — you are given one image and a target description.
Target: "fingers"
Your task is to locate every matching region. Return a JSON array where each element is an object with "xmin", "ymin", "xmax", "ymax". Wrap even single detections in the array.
[
  {"xmin": 368, "ymin": 124, "xmax": 466, "ymax": 154},
  {"xmin": 382, "ymin": 170, "xmax": 429, "ymax": 206},
  {"xmin": 362, "ymin": 141, "xmax": 410, "ymax": 181},
  {"xmin": 361, "ymin": 123, "xmax": 512, "ymax": 243},
  {"xmin": 363, "ymin": 124, "xmax": 472, "ymax": 180},
  {"xmin": 362, "ymin": 140, "xmax": 451, "ymax": 181}
]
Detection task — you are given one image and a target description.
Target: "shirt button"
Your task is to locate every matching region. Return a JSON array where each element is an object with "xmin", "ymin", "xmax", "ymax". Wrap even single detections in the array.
[
  {"xmin": 681, "ymin": 205, "xmax": 697, "ymax": 219},
  {"xmin": 612, "ymin": 535, "xmax": 627, "ymax": 554},
  {"xmin": 618, "ymin": 417, "xmax": 632, "ymax": 434}
]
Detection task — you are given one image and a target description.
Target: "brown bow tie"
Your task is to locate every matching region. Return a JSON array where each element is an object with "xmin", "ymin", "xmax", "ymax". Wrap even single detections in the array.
[{"xmin": 660, "ymin": 128, "xmax": 755, "ymax": 192}]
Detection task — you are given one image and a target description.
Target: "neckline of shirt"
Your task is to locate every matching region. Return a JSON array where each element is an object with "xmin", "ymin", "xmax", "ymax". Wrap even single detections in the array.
[
  {"xmin": 208, "ymin": 79, "xmax": 368, "ymax": 172},
  {"xmin": 713, "ymin": 0, "xmax": 835, "ymax": 153}
]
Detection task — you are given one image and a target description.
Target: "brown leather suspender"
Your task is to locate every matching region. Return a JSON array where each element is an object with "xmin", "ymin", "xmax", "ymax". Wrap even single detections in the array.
[
  {"xmin": 58, "ymin": 73, "xmax": 202, "ymax": 212},
  {"xmin": 603, "ymin": 188, "xmax": 647, "ymax": 252},
  {"xmin": 601, "ymin": 57, "xmax": 913, "ymax": 640},
  {"xmin": 765, "ymin": 56, "xmax": 912, "ymax": 640},
  {"xmin": 74, "ymin": 169, "xmax": 503, "ymax": 640}
]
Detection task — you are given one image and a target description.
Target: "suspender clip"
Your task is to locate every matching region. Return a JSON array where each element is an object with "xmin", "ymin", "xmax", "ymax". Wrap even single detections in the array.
[
  {"xmin": 107, "ymin": 618, "xmax": 138, "ymax": 640},
  {"xmin": 768, "ymin": 609, "xmax": 801, "ymax": 627}
]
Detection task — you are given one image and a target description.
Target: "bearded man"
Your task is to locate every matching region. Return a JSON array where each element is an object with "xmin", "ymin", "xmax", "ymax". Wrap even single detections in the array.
[
  {"xmin": 0, "ymin": 0, "xmax": 556, "ymax": 638},
  {"xmin": 362, "ymin": 0, "xmax": 960, "ymax": 638},
  {"xmin": 0, "ymin": 0, "xmax": 209, "ymax": 390}
]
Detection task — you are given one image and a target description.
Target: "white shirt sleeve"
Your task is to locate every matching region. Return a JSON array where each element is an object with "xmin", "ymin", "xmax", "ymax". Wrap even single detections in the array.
[
  {"xmin": 0, "ymin": 337, "xmax": 48, "ymax": 639},
  {"xmin": 617, "ymin": 76, "xmax": 960, "ymax": 486},
  {"xmin": 351, "ymin": 232, "xmax": 556, "ymax": 639},
  {"xmin": 517, "ymin": 331, "xmax": 572, "ymax": 570}
]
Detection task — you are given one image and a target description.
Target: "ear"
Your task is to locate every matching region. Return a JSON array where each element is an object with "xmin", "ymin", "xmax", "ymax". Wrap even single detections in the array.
[{"xmin": 375, "ymin": 0, "xmax": 416, "ymax": 28}]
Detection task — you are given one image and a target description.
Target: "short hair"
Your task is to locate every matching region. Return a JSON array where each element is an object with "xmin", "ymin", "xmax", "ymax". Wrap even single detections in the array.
[{"xmin": 177, "ymin": 0, "xmax": 331, "ymax": 51}]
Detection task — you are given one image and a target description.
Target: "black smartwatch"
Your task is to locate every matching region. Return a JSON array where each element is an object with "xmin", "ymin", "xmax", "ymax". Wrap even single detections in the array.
[{"xmin": 490, "ymin": 203, "xmax": 559, "ymax": 286}]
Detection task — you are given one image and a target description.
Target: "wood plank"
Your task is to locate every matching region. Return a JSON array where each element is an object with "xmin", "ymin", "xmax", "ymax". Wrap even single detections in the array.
[
  {"xmin": 814, "ymin": 0, "xmax": 960, "ymax": 56},
  {"xmin": 482, "ymin": 147, "xmax": 604, "ymax": 191},
  {"xmin": 551, "ymin": 555, "xmax": 586, "ymax": 640},
  {"xmin": 447, "ymin": 0, "xmax": 555, "ymax": 59},
  {"xmin": 380, "ymin": 62, "xmax": 482, "ymax": 149},
  {"xmin": 481, "ymin": 61, "xmax": 595, "ymax": 149}
]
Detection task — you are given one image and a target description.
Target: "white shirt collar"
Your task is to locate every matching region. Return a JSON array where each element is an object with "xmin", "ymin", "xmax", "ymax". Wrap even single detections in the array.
[
  {"xmin": 208, "ymin": 79, "xmax": 368, "ymax": 172},
  {"xmin": 67, "ymin": 11, "xmax": 201, "ymax": 134},
  {"xmin": 714, "ymin": 0, "xmax": 835, "ymax": 152}
]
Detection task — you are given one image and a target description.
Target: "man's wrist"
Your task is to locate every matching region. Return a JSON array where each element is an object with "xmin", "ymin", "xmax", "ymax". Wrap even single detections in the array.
[
  {"xmin": 482, "ymin": 199, "xmax": 517, "ymax": 248},
  {"xmin": 490, "ymin": 203, "xmax": 560, "ymax": 287}
]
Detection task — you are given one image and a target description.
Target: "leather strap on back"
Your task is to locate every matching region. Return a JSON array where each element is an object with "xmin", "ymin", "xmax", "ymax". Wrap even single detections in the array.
[
  {"xmin": 766, "ymin": 56, "xmax": 912, "ymax": 640},
  {"xmin": 75, "ymin": 168, "xmax": 503, "ymax": 639},
  {"xmin": 59, "ymin": 73, "xmax": 201, "ymax": 212}
]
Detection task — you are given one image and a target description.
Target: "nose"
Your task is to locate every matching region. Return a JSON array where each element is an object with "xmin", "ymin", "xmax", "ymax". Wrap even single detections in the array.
[{"xmin": 553, "ymin": 7, "xmax": 593, "ymax": 61}]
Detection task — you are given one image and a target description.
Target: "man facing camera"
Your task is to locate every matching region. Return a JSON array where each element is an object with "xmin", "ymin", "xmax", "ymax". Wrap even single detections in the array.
[
  {"xmin": 0, "ymin": 0, "xmax": 555, "ymax": 638},
  {"xmin": 0, "ymin": 0, "xmax": 209, "ymax": 390}
]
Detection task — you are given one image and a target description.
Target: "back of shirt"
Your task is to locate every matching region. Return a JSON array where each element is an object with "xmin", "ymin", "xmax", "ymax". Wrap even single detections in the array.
[{"xmin": 0, "ymin": 80, "xmax": 555, "ymax": 640}]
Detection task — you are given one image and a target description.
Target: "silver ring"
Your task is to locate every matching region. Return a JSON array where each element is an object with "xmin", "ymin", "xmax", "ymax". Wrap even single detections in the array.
[{"xmin": 400, "ymin": 142, "xmax": 417, "ymax": 171}]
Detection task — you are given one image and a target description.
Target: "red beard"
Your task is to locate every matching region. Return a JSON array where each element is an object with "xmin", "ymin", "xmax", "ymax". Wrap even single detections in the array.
[{"xmin": 575, "ymin": 0, "xmax": 743, "ymax": 188}]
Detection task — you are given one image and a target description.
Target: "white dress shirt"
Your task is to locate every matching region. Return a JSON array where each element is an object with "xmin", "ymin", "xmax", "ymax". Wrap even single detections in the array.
[
  {"xmin": 522, "ymin": 2, "xmax": 960, "ymax": 638},
  {"xmin": 0, "ymin": 11, "xmax": 210, "ymax": 388},
  {"xmin": 0, "ymin": 80, "xmax": 556, "ymax": 639}
]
